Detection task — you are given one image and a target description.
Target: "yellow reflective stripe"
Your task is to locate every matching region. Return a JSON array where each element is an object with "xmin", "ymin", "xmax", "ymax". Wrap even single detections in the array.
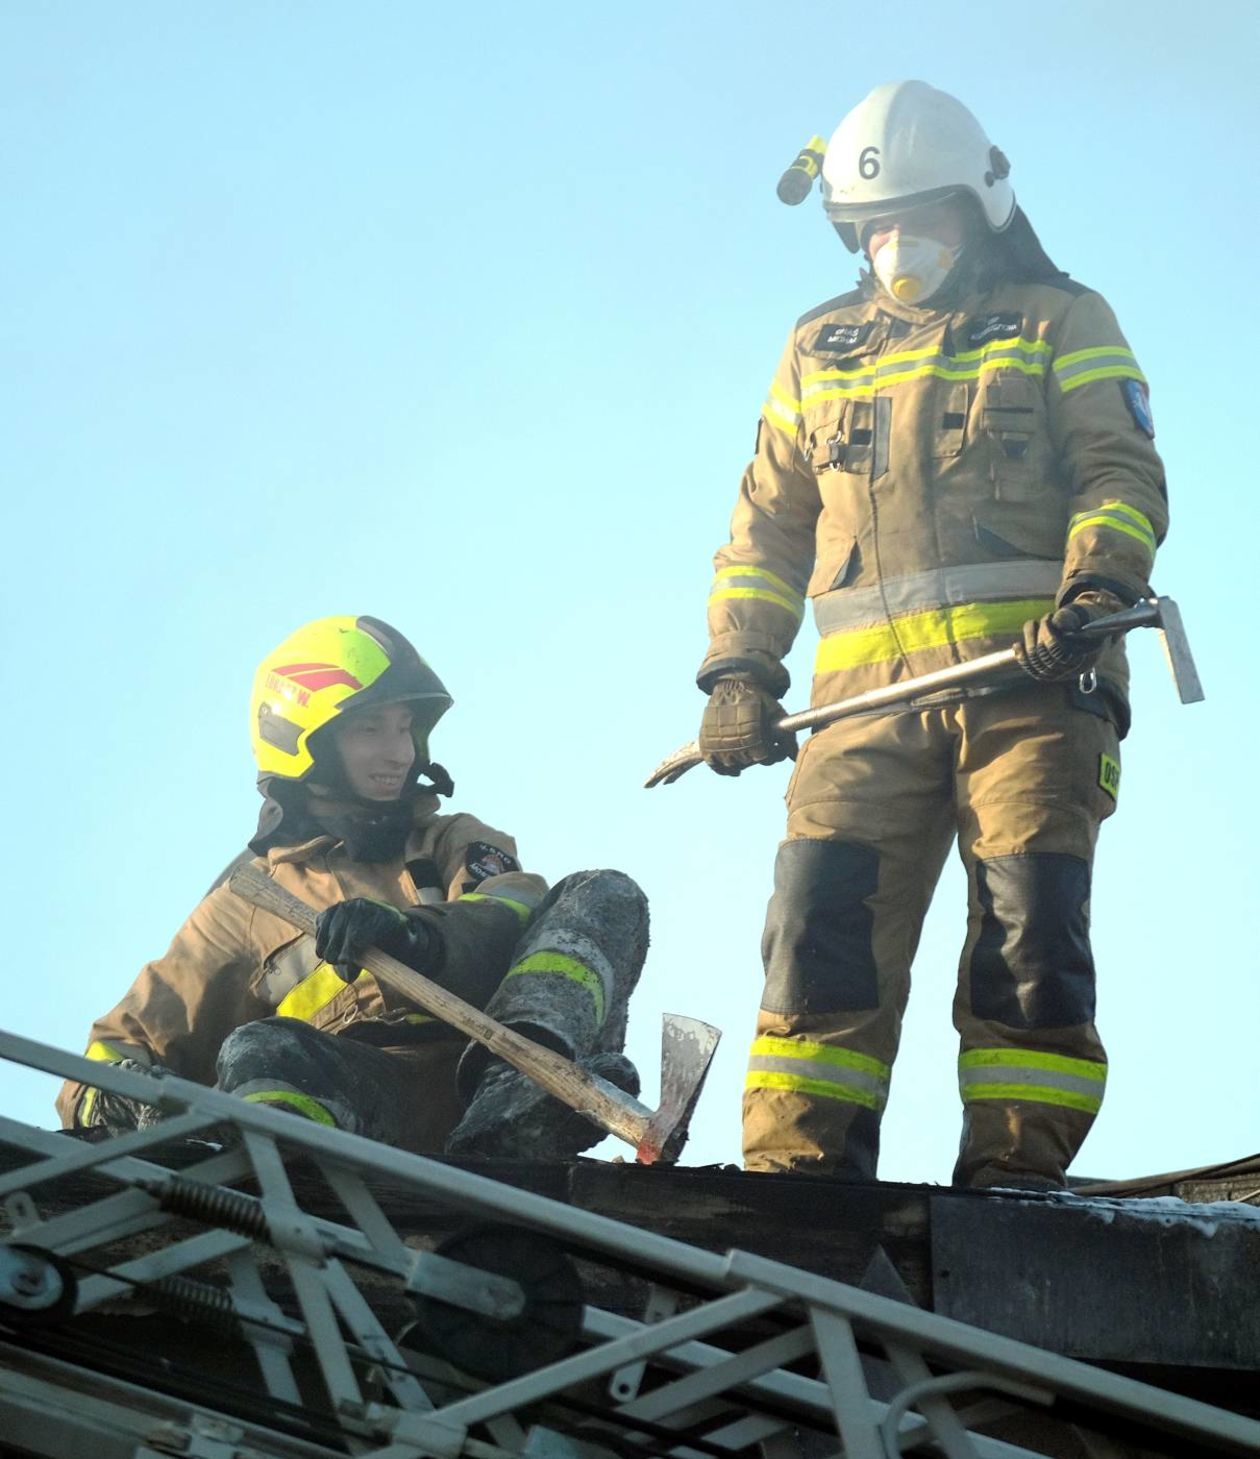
[
  {"xmin": 1068, "ymin": 501, "xmax": 1157, "ymax": 554},
  {"xmin": 458, "ymin": 891, "xmax": 533, "ymax": 924},
  {"xmin": 801, "ymin": 336, "xmax": 1049, "ymax": 386},
  {"xmin": 79, "ymin": 1041, "xmax": 133, "ymax": 1126},
  {"xmin": 1053, "ymin": 345, "xmax": 1140, "ymax": 370},
  {"xmin": 960, "ymin": 1082, "xmax": 1102, "ymax": 1114},
  {"xmin": 402, "ymin": 1012, "xmax": 436, "ymax": 1026},
  {"xmin": 1052, "ymin": 346, "xmax": 1145, "ymax": 394},
  {"xmin": 504, "ymin": 952, "xmax": 605, "ymax": 1023},
  {"xmin": 762, "ymin": 395, "xmax": 802, "ymax": 434},
  {"xmin": 949, "ymin": 337, "xmax": 1051, "ymax": 365},
  {"xmin": 1057, "ymin": 363, "xmax": 1145, "ymax": 393},
  {"xmin": 815, "ymin": 598, "xmax": 1052, "ymax": 673},
  {"xmin": 276, "ymin": 962, "xmax": 352, "ymax": 1021},
  {"xmin": 768, "ymin": 380, "xmax": 802, "ymax": 412},
  {"xmin": 709, "ymin": 586, "xmax": 805, "ymax": 619},
  {"xmin": 86, "ymin": 1040, "xmax": 128, "ymax": 1063},
  {"xmin": 959, "ymin": 1048, "xmax": 1106, "ymax": 1080},
  {"xmin": 750, "ymin": 1034, "xmax": 889, "ymax": 1079},
  {"xmin": 714, "ymin": 564, "xmax": 800, "ymax": 598},
  {"xmin": 744, "ymin": 1069, "xmax": 882, "ymax": 1111},
  {"xmin": 241, "ymin": 1089, "xmax": 338, "ymax": 1126}
]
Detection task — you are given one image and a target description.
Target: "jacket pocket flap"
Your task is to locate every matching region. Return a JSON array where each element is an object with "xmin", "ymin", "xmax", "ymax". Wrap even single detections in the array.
[
  {"xmin": 807, "ymin": 538, "xmax": 860, "ymax": 597},
  {"xmin": 973, "ymin": 510, "xmax": 1063, "ymax": 561}
]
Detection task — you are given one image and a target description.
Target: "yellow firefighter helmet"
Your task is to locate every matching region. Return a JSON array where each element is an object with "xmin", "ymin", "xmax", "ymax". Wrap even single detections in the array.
[{"xmin": 249, "ymin": 615, "xmax": 452, "ymax": 782}]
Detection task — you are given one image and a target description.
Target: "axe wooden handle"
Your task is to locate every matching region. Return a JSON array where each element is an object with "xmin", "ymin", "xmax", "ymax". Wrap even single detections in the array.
[{"xmin": 228, "ymin": 863, "xmax": 651, "ymax": 1151}]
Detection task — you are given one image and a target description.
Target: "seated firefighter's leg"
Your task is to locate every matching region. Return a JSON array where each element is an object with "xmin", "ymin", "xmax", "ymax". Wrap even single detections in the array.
[
  {"xmin": 446, "ymin": 868, "xmax": 649, "ymax": 1158},
  {"xmin": 215, "ymin": 1016, "xmax": 463, "ymax": 1150},
  {"xmin": 951, "ymin": 689, "xmax": 1117, "ymax": 1190},
  {"xmin": 744, "ymin": 715, "xmax": 954, "ymax": 1177}
]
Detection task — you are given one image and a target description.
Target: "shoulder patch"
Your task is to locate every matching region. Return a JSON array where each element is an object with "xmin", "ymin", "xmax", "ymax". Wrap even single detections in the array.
[
  {"xmin": 463, "ymin": 841, "xmax": 520, "ymax": 884},
  {"xmin": 811, "ymin": 320, "xmax": 875, "ymax": 353},
  {"xmin": 796, "ymin": 286, "xmax": 865, "ymax": 329},
  {"xmin": 1121, "ymin": 379, "xmax": 1155, "ymax": 438},
  {"xmin": 964, "ymin": 311, "xmax": 1022, "ymax": 347}
]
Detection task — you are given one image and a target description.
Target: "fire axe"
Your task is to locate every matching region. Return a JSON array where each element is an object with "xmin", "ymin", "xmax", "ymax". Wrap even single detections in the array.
[
  {"xmin": 228, "ymin": 865, "xmax": 721, "ymax": 1164},
  {"xmin": 645, "ymin": 596, "xmax": 1203, "ymax": 788}
]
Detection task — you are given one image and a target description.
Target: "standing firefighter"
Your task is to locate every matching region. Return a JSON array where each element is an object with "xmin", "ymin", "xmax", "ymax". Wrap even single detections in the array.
[
  {"xmin": 697, "ymin": 82, "xmax": 1167, "ymax": 1188},
  {"xmin": 58, "ymin": 615, "xmax": 646, "ymax": 1157}
]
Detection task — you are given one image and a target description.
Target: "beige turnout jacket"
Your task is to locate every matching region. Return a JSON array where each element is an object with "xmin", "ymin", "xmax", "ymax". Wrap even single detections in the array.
[
  {"xmin": 701, "ymin": 275, "xmax": 1168, "ymax": 721},
  {"xmin": 57, "ymin": 799, "xmax": 545, "ymax": 1126}
]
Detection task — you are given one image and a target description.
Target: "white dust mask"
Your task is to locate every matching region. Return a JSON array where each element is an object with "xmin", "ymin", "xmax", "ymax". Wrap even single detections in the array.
[{"xmin": 871, "ymin": 233, "xmax": 961, "ymax": 305}]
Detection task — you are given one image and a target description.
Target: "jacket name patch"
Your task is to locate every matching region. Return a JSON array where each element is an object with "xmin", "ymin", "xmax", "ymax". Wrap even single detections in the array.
[
  {"xmin": 812, "ymin": 321, "xmax": 875, "ymax": 353},
  {"xmin": 464, "ymin": 842, "xmax": 520, "ymax": 884},
  {"xmin": 965, "ymin": 312, "xmax": 1023, "ymax": 347}
]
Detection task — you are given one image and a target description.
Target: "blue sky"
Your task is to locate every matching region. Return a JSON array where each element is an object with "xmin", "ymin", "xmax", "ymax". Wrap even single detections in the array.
[{"xmin": 2, "ymin": 2, "xmax": 1256, "ymax": 1183}]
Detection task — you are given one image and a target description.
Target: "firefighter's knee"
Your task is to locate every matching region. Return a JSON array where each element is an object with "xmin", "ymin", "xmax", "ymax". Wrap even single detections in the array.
[
  {"xmin": 761, "ymin": 839, "xmax": 879, "ymax": 1015},
  {"xmin": 216, "ymin": 1017, "xmax": 323, "ymax": 1091},
  {"xmin": 968, "ymin": 853, "xmax": 1095, "ymax": 1028}
]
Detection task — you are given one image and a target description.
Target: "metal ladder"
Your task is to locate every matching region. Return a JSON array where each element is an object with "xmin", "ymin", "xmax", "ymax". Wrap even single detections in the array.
[{"xmin": 0, "ymin": 1028, "xmax": 1256, "ymax": 1459}]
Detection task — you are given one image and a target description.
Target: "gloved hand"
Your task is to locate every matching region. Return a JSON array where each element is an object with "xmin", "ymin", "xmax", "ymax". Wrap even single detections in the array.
[
  {"xmin": 80, "ymin": 1058, "xmax": 174, "ymax": 1134},
  {"xmin": 314, "ymin": 898, "xmax": 436, "ymax": 983},
  {"xmin": 1014, "ymin": 589, "xmax": 1127, "ymax": 683},
  {"xmin": 698, "ymin": 674, "xmax": 796, "ymax": 776}
]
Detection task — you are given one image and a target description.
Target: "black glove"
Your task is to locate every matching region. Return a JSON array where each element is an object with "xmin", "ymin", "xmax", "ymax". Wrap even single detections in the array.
[
  {"xmin": 1014, "ymin": 589, "xmax": 1127, "ymax": 684},
  {"xmin": 80, "ymin": 1058, "xmax": 174, "ymax": 1134},
  {"xmin": 314, "ymin": 898, "xmax": 436, "ymax": 983},
  {"xmin": 698, "ymin": 674, "xmax": 797, "ymax": 776}
]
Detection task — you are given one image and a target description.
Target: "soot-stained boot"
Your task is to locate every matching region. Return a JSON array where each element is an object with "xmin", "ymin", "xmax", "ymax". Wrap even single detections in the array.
[
  {"xmin": 445, "ymin": 1050, "xmax": 641, "ymax": 1158},
  {"xmin": 448, "ymin": 868, "xmax": 649, "ymax": 1158}
]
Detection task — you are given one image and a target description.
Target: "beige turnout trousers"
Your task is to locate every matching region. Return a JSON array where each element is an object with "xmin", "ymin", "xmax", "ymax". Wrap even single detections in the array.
[{"xmin": 743, "ymin": 682, "xmax": 1119, "ymax": 1187}]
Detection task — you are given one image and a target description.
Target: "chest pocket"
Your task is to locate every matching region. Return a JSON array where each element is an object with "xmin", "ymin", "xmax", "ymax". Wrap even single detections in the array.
[{"xmin": 977, "ymin": 371, "xmax": 1055, "ymax": 502}]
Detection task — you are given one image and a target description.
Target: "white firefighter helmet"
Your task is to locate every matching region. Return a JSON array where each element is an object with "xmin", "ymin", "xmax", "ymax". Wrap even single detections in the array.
[{"xmin": 821, "ymin": 81, "xmax": 1015, "ymax": 252}]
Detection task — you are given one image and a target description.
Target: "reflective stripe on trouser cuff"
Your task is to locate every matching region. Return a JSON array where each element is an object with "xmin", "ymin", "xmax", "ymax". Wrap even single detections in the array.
[
  {"xmin": 503, "ymin": 951, "xmax": 605, "ymax": 1024},
  {"xmin": 813, "ymin": 561, "xmax": 1062, "ymax": 637},
  {"xmin": 746, "ymin": 1035, "xmax": 890, "ymax": 1111},
  {"xmin": 709, "ymin": 565, "xmax": 805, "ymax": 622},
  {"xmin": 79, "ymin": 1040, "xmax": 148, "ymax": 1126},
  {"xmin": 238, "ymin": 1085, "xmax": 340, "ymax": 1127},
  {"xmin": 1067, "ymin": 501, "xmax": 1157, "ymax": 556},
  {"xmin": 1052, "ymin": 347, "xmax": 1144, "ymax": 393},
  {"xmin": 459, "ymin": 891, "xmax": 536, "ymax": 924},
  {"xmin": 815, "ymin": 598, "xmax": 1053, "ymax": 673},
  {"xmin": 958, "ymin": 1048, "xmax": 1106, "ymax": 1114}
]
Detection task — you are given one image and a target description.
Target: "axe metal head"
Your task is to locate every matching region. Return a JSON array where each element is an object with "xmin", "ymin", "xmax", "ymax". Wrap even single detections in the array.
[
  {"xmin": 1150, "ymin": 597, "xmax": 1205, "ymax": 704},
  {"xmin": 636, "ymin": 1014, "xmax": 721, "ymax": 1165}
]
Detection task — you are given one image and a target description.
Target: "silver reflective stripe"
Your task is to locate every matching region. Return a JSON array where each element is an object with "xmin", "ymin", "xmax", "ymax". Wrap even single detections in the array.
[
  {"xmin": 813, "ymin": 560, "xmax": 1063, "ymax": 635},
  {"xmin": 1052, "ymin": 350, "xmax": 1142, "ymax": 387},
  {"xmin": 746, "ymin": 1053, "xmax": 889, "ymax": 1104},
  {"xmin": 260, "ymin": 934, "xmax": 321, "ymax": 1008},
  {"xmin": 958, "ymin": 1064, "xmax": 1104, "ymax": 1103}
]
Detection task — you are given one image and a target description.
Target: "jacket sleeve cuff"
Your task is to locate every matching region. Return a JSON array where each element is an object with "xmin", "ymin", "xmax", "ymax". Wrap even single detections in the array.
[
  {"xmin": 697, "ymin": 651, "xmax": 789, "ymax": 697},
  {"xmin": 1056, "ymin": 571, "xmax": 1147, "ymax": 609}
]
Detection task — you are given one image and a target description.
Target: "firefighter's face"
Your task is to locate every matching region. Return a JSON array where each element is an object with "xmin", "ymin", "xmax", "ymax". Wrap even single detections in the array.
[
  {"xmin": 863, "ymin": 196, "xmax": 969, "ymax": 259},
  {"xmin": 330, "ymin": 704, "xmax": 417, "ymax": 800}
]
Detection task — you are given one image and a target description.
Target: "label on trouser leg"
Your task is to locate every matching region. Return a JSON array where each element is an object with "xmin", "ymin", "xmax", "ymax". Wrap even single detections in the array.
[{"xmin": 760, "ymin": 839, "xmax": 880, "ymax": 1014}]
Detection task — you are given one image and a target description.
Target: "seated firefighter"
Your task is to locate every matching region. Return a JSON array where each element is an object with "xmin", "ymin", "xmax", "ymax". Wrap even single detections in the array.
[{"xmin": 57, "ymin": 614, "xmax": 646, "ymax": 1156}]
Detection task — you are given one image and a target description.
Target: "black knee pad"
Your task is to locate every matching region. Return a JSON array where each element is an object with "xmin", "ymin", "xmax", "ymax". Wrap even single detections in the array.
[
  {"xmin": 761, "ymin": 839, "xmax": 879, "ymax": 1015},
  {"xmin": 968, "ymin": 853, "xmax": 1096, "ymax": 1028}
]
